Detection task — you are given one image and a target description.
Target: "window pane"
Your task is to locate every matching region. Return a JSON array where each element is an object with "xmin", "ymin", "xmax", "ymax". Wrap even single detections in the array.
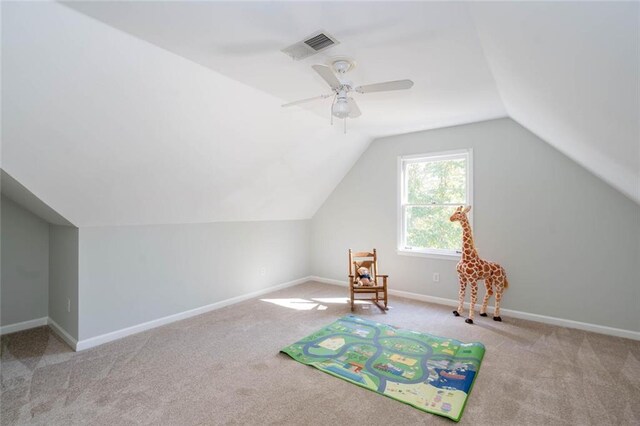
[
  {"xmin": 405, "ymin": 206, "xmax": 462, "ymax": 251},
  {"xmin": 406, "ymin": 158, "xmax": 466, "ymax": 204}
]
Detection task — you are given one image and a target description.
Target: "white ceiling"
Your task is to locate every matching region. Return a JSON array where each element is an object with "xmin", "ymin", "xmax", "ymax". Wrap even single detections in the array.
[
  {"xmin": 1, "ymin": 1, "xmax": 637, "ymax": 227},
  {"xmin": 63, "ymin": 1, "xmax": 507, "ymax": 137}
]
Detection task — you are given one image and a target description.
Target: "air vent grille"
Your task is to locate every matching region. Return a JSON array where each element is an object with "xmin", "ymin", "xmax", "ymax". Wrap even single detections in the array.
[
  {"xmin": 281, "ymin": 30, "xmax": 339, "ymax": 61},
  {"xmin": 304, "ymin": 33, "xmax": 334, "ymax": 51}
]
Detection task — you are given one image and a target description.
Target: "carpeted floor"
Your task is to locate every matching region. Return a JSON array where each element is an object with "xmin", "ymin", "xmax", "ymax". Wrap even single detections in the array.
[{"xmin": 1, "ymin": 281, "xmax": 639, "ymax": 425}]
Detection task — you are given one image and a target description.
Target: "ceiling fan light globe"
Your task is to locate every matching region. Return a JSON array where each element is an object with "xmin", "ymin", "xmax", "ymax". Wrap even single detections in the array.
[{"xmin": 332, "ymin": 99, "xmax": 350, "ymax": 118}]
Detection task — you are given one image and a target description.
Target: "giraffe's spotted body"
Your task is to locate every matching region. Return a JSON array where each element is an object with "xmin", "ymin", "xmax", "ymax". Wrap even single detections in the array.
[{"xmin": 450, "ymin": 206, "xmax": 508, "ymax": 323}]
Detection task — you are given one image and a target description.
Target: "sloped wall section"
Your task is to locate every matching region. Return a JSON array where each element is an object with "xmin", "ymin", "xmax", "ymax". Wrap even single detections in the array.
[
  {"xmin": 1, "ymin": 1, "xmax": 369, "ymax": 227},
  {"xmin": 472, "ymin": 1, "xmax": 639, "ymax": 204}
]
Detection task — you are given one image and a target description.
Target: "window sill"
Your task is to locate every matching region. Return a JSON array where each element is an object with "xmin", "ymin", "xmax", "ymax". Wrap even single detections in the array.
[{"xmin": 396, "ymin": 249, "xmax": 461, "ymax": 261}]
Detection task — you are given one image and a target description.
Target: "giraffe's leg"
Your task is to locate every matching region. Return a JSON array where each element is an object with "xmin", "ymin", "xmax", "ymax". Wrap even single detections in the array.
[
  {"xmin": 465, "ymin": 282, "xmax": 478, "ymax": 324},
  {"xmin": 480, "ymin": 278, "xmax": 493, "ymax": 317},
  {"xmin": 494, "ymin": 283, "xmax": 504, "ymax": 321},
  {"xmin": 453, "ymin": 278, "xmax": 467, "ymax": 317}
]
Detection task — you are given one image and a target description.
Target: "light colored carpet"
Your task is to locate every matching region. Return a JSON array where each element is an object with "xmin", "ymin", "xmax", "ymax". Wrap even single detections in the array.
[{"xmin": 1, "ymin": 281, "xmax": 639, "ymax": 425}]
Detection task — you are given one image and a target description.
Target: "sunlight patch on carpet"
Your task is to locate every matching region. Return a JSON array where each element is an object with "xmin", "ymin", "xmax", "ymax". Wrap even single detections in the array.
[{"xmin": 261, "ymin": 298, "xmax": 371, "ymax": 311}]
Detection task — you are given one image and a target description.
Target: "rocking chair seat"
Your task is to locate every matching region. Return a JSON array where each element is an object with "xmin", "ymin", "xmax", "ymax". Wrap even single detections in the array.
[{"xmin": 351, "ymin": 278, "xmax": 386, "ymax": 290}]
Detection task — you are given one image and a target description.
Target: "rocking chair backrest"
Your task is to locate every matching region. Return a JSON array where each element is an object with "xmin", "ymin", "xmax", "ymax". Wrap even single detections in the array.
[{"xmin": 348, "ymin": 249, "xmax": 378, "ymax": 284}]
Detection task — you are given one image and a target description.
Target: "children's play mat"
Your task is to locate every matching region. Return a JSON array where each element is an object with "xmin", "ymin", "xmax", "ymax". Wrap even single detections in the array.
[{"xmin": 281, "ymin": 315, "xmax": 485, "ymax": 422}]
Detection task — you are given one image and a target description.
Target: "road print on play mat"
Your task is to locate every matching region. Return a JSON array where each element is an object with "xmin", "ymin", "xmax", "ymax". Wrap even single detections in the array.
[{"xmin": 281, "ymin": 315, "xmax": 485, "ymax": 422}]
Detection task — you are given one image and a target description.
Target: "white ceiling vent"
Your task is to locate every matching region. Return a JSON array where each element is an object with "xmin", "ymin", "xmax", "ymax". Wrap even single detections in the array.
[{"xmin": 281, "ymin": 30, "xmax": 339, "ymax": 61}]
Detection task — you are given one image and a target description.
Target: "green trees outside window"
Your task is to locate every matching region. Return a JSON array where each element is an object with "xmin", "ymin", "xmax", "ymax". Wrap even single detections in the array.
[{"xmin": 400, "ymin": 152, "xmax": 470, "ymax": 254}]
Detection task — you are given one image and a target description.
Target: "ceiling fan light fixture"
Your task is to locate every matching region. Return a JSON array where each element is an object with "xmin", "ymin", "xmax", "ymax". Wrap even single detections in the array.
[
  {"xmin": 331, "ymin": 98, "xmax": 350, "ymax": 118},
  {"xmin": 330, "ymin": 57, "xmax": 356, "ymax": 74}
]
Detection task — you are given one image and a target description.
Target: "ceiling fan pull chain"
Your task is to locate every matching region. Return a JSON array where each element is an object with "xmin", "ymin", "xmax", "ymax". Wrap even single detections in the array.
[{"xmin": 330, "ymin": 93, "xmax": 336, "ymax": 126}]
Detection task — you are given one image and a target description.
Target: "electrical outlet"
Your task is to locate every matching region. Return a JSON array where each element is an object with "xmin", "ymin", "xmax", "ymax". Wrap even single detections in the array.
[
  {"xmin": 67, "ymin": 298, "xmax": 71, "ymax": 313},
  {"xmin": 433, "ymin": 273, "xmax": 440, "ymax": 283},
  {"xmin": 259, "ymin": 267, "xmax": 267, "ymax": 277}
]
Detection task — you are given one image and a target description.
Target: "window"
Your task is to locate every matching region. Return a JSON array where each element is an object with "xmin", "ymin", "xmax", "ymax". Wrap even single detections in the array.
[{"xmin": 398, "ymin": 149, "xmax": 472, "ymax": 259}]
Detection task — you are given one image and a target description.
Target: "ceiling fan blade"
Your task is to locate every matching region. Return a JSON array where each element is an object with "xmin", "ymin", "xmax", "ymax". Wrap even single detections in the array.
[
  {"xmin": 355, "ymin": 79, "xmax": 414, "ymax": 94},
  {"xmin": 347, "ymin": 97, "xmax": 361, "ymax": 118},
  {"xmin": 281, "ymin": 93, "xmax": 332, "ymax": 107},
  {"xmin": 312, "ymin": 65, "xmax": 341, "ymax": 89}
]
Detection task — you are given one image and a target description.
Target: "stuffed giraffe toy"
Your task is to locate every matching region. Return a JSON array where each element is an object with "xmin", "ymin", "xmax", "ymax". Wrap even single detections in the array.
[{"xmin": 449, "ymin": 206, "xmax": 508, "ymax": 324}]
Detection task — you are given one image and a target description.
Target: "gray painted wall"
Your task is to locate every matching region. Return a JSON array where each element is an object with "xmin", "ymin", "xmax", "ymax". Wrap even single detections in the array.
[
  {"xmin": 49, "ymin": 225, "xmax": 79, "ymax": 339},
  {"xmin": 78, "ymin": 220, "xmax": 310, "ymax": 340},
  {"xmin": 1, "ymin": 195, "xmax": 49, "ymax": 326},
  {"xmin": 311, "ymin": 118, "xmax": 640, "ymax": 332}
]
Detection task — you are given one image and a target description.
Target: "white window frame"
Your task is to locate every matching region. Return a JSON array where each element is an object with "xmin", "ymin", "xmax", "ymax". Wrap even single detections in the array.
[{"xmin": 397, "ymin": 149, "xmax": 473, "ymax": 260}]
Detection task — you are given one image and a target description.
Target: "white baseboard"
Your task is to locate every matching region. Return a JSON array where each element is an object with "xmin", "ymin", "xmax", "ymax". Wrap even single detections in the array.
[
  {"xmin": 48, "ymin": 318, "xmax": 78, "ymax": 350},
  {"xmin": 75, "ymin": 276, "xmax": 312, "ymax": 351},
  {"xmin": 309, "ymin": 276, "xmax": 640, "ymax": 341},
  {"xmin": 0, "ymin": 317, "xmax": 48, "ymax": 335},
  {"xmin": 0, "ymin": 317, "xmax": 79, "ymax": 351}
]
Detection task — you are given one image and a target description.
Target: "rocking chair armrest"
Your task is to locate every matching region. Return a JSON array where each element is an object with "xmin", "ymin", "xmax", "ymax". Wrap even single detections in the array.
[{"xmin": 376, "ymin": 275, "xmax": 388, "ymax": 288}]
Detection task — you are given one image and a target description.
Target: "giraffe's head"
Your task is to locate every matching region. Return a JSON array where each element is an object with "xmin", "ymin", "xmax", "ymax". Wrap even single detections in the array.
[{"xmin": 450, "ymin": 205, "xmax": 471, "ymax": 223}]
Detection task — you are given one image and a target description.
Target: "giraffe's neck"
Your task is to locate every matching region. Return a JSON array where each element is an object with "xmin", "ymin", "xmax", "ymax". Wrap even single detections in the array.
[{"xmin": 460, "ymin": 219, "xmax": 478, "ymax": 262}]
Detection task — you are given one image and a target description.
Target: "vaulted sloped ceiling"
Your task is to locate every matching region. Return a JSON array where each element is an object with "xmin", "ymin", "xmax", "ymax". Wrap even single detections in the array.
[
  {"xmin": 471, "ymin": 1, "xmax": 639, "ymax": 204},
  {"xmin": 2, "ymin": 2, "xmax": 373, "ymax": 226},
  {"xmin": 2, "ymin": 2, "xmax": 637, "ymax": 227}
]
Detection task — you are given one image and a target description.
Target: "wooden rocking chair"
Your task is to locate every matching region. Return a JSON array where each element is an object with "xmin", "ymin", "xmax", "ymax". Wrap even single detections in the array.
[{"xmin": 348, "ymin": 248, "xmax": 389, "ymax": 312}]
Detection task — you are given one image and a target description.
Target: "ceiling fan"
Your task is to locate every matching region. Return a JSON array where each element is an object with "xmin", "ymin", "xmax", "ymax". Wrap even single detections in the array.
[{"xmin": 282, "ymin": 58, "xmax": 414, "ymax": 132}]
